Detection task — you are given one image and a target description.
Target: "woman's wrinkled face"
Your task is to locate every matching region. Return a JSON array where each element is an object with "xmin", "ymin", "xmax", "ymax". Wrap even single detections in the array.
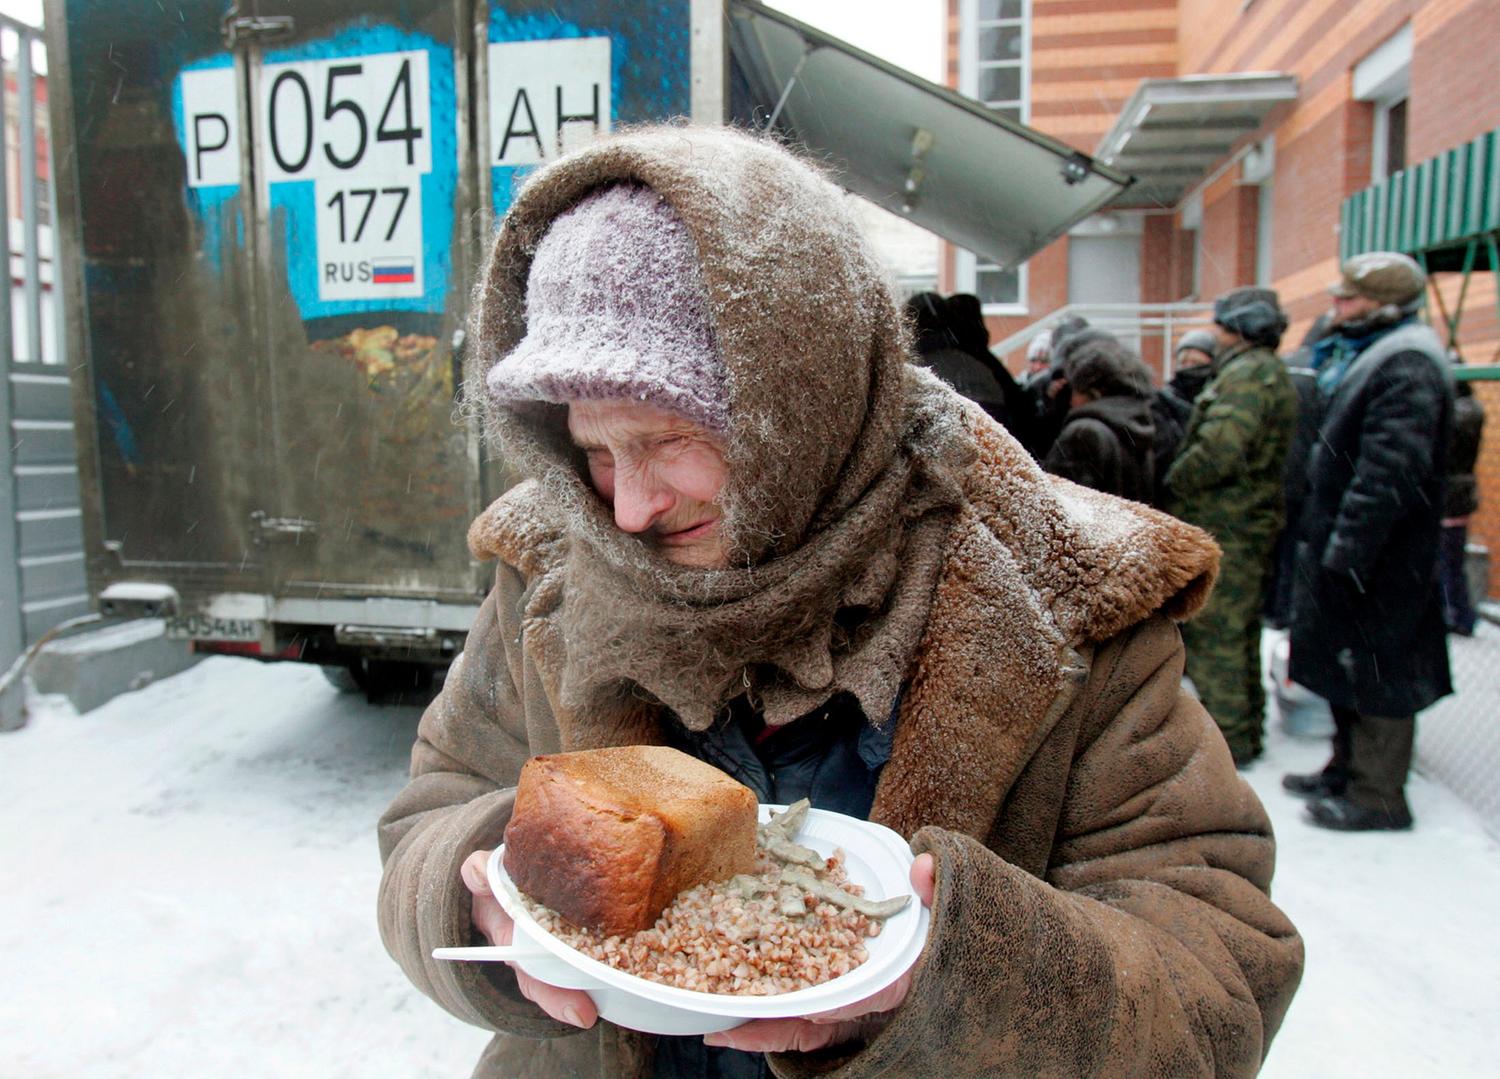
[{"xmin": 566, "ymin": 399, "xmax": 730, "ymax": 568}]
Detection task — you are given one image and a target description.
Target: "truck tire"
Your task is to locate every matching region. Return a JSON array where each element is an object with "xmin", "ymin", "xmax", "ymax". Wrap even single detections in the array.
[
  {"xmin": 322, "ymin": 659, "xmax": 436, "ymax": 699},
  {"xmin": 320, "ymin": 665, "xmax": 363, "ymax": 693}
]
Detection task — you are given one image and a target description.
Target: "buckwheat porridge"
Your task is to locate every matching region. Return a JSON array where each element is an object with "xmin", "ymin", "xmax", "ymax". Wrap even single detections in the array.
[{"xmin": 515, "ymin": 800, "xmax": 910, "ymax": 996}]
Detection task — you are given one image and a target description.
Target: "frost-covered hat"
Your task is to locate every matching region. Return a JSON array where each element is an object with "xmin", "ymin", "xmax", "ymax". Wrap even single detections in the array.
[
  {"xmin": 1328, "ymin": 251, "xmax": 1426, "ymax": 307},
  {"xmin": 1213, "ymin": 286, "xmax": 1288, "ymax": 348},
  {"xmin": 486, "ymin": 183, "xmax": 727, "ymax": 432}
]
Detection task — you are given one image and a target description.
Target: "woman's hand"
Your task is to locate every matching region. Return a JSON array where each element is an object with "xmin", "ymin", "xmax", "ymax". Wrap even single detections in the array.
[
  {"xmin": 702, "ymin": 852, "xmax": 936, "ymax": 1055},
  {"xmin": 460, "ymin": 849, "xmax": 598, "ymax": 1029}
]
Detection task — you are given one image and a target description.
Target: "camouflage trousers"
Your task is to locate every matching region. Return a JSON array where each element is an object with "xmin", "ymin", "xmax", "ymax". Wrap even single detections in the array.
[{"xmin": 1182, "ymin": 527, "xmax": 1278, "ymax": 759}]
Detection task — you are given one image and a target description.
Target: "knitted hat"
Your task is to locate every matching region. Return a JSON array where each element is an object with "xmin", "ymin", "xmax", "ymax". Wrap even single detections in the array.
[
  {"xmin": 486, "ymin": 183, "xmax": 728, "ymax": 432},
  {"xmin": 1174, "ymin": 329, "xmax": 1218, "ymax": 357}
]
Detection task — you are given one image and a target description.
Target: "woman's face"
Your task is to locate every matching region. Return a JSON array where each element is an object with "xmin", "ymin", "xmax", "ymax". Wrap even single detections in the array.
[{"xmin": 566, "ymin": 399, "xmax": 730, "ymax": 568}]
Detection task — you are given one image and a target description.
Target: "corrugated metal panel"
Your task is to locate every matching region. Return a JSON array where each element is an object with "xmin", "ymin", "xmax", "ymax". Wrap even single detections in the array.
[
  {"xmin": 18, "ymin": 509, "xmax": 84, "ymax": 556},
  {"xmin": 14, "ymin": 466, "xmax": 81, "ymax": 513},
  {"xmin": 1342, "ymin": 123, "xmax": 1500, "ymax": 264},
  {"xmin": 3, "ymin": 15, "xmax": 82, "ymax": 673},
  {"xmin": 9, "ymin": 421, "xmax": 77, "ymax": 467}
]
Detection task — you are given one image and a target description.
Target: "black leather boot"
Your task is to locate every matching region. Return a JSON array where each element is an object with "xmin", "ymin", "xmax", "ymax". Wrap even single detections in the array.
[
  {"xmin": 1306, "ymin": 794, "xmax": 1413, "ymax": 831},
  {"xmin": 1281, "ymin": 770, "xmax": 1345, "ymax": 799}
]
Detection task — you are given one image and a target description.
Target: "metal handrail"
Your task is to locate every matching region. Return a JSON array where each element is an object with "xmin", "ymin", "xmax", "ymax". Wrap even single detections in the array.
[{"xmin": 989, "ymin": 301, "xmax": 1215, "ymax": 374}]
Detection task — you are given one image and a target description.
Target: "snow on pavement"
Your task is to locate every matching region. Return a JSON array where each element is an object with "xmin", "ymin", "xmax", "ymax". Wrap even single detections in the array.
[{"xmin": 2, "ymin": 652, "xmax": 1498, "ymax": 1076}]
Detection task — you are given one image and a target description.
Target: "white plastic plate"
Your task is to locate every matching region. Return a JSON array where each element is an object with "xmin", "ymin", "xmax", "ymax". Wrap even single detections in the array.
[{"xmin": 446, "ymin": 804, "xmax": 930, "ymax": 1036}]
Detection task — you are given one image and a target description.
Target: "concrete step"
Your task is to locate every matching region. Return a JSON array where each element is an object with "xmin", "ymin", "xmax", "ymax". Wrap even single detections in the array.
[{"xmin": 25, "ymin": 619, "xmax": 203, "ymax": 716}]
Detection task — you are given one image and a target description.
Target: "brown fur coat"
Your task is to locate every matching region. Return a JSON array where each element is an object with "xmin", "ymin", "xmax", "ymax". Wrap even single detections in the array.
[{"xmin": 377, "ymin": 410, "xmax": 1303, "ymax": 1078}]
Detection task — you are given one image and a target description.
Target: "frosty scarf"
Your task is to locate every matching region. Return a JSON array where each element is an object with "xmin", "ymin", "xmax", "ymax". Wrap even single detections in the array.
[{"xmin": 473, "ymin": 127, "xmax": 975, "ymax": 732}]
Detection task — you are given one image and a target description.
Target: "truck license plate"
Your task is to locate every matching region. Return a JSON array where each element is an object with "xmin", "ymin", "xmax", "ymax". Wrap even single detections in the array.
[{"xmin": 165, "ymin": 615, "xmax": 262, "ymax": 642}]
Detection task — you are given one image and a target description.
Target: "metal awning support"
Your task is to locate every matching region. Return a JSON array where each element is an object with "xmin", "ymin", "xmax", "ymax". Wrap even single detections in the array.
[
  {"xmin": 1096, "ymin": 73, "xmax": 1298, "ymax": 209},
  {"xmin": 726, "ymin": 0, "xmax": 1131, "ymax": 268}
]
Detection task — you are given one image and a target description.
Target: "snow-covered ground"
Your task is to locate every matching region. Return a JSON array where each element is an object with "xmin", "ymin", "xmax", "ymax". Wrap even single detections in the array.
[{"xmin": 3, "ymin": 650, "xmax": 1498, "ymax": 1077}]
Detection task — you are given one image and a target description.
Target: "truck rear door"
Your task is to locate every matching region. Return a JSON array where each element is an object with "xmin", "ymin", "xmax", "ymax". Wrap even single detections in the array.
[{"xmin": 237, "ymin": 0, "xmax": 481, "ymax": 603}]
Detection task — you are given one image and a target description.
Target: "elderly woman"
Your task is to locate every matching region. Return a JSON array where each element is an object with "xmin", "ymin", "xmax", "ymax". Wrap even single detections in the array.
[{"xmin": 377, "ymin": 126, "xmax": 1302, "ymax": 1078}]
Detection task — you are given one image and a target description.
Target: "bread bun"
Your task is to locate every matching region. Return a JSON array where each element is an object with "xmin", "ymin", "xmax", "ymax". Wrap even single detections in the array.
[{"xmin": 502, "ymin": 746, "xmax": 759, "ymax": 936}]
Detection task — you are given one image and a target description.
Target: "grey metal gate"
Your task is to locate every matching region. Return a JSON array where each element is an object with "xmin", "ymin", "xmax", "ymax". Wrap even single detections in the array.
[{"xmin": 1, "ymin": 12, "xmax": 84, "ymax": 679}]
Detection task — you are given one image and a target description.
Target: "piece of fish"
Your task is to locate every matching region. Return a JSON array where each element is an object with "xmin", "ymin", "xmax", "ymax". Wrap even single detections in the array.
[{"xmin": 778, "ymin": 866, "xmax": 912, "ymax": 920}]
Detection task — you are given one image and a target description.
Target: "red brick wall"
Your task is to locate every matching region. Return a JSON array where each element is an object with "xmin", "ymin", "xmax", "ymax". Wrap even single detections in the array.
[
  {"xmin": 1409, "ymin": 0, "xmax": 1500, "ymax": 163},
  {"xmin": 1196, "ymin": 175, "xmax": 1257, "ymax": 299},
  {"xmin": 940, "ymin": 1, "xmax": 1500, "ymax": 574}
]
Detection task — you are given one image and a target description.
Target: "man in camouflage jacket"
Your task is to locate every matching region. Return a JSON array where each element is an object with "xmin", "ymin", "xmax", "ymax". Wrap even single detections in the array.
[{"xmin": 1164, "ymin": 287, "xmax": 1298, "ymax": 764}]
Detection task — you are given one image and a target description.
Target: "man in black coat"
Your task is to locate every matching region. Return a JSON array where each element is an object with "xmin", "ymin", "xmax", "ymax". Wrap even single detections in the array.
[{"xmin": 1283, "ymin": 252, "xmax": 1455, "ymax": 831}]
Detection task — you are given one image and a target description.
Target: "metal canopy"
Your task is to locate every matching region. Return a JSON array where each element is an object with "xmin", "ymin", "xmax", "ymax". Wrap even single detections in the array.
[
  {"xmin": 1096, "ymin": 73, "xmax": 1298, "ymax": 209},
  {"xmin": 726, "ymin": 1, "xmax": 1131, "ymax": 269}
]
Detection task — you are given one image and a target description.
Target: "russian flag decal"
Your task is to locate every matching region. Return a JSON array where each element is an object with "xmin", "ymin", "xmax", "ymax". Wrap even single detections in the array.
[{"xmin": 372, "ymin": 257, "xmax": 417, "ymax": 285}]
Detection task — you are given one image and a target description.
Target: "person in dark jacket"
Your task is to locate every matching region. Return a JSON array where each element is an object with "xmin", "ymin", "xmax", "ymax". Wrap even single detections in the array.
[
  {"xmin": 1150, "ymin": 329, "xmax": 1219, "ymax": 508},
  {"xmin": 1166, "ymin": 329, "xmax": 1218, "ymax": 407},
  {"xmin": 905, "ymin": 291, "xmax": 1011, "ymax": 429},
  {"xmin": 946, "ymin": 292, "xmax": 1035, "ymax": 447},
  {"xmin": 1263, "ymin": 314, "xmax": 1338, "ymax": 628},
  {"xmin": 1027, "ymin": 315, "xmax": 1091, "ymax": 460},
  {"xmin": 1164, "ymin": 289, "xmax": 1297, "ymax": 766},
  {"xmin": 1440, "ymin": 370, "xmax": 1486, "ymax": 635},
  {"xmin": 1283, "ymin": 252, "xmax": 1455, "ymax": 831},
  {"xmin": 1043, "ymin": 330, "xmax": 1157, "ymax": 502}
]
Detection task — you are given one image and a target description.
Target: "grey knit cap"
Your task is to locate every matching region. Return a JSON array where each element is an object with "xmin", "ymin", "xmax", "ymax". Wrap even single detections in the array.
[
  {"xmin": 1174, "ymin": 329, "xmax": 1218, "ymax": 357},
  {"xmin": 486, "ymin": 183, "xmax": 728, "ymax": 432}
]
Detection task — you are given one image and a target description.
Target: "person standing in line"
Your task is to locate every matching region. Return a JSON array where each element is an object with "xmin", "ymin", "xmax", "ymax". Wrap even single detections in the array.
[
  {"xmin": 1440, "ymin": 367, "xmax": 1486, "ymax": 636},
  {"xmin": 1021, "ymin": 330, "xmax": 1053, "ymax": 389},
  {"xmin": 904, "ymin": 291, "xmax": 1011, "ymax": 429},
  {"xmin": 1163, "ymin": 288, "xmax": 1297, "ymax": 767},
  {"xmin": 946, "ymin": 292, "xmax": 1036, "ymax": 448},
  {"xmin": 1043, "ymin": 330, "xmax": 1158, "ymax": 502},
  {"xmin": 1164, "ymin": 329, "xmax": 1218, "ymax": 410},
  {"xmin": 1283, "ymin": 252, "xmax": 1455, "ymax": 831},
  {"xmin": 1149, "ymin": 329, "xmax": 1220, "ymax": 507},
  {"xmin": 1027, "ymin": 315, "xmax": 1091, "ymax": 459}
]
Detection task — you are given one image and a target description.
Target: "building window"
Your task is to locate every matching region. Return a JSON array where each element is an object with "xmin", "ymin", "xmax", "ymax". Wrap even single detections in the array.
[
  {"xmin": 957, "ymin": 0, "xmax": 1031, "ymax": 311},
  {"xmin": 956, "ymin": 250, "xmax": 1026, "ymax": 313},
  {"xmin": 976, "ymin": 260, "xmax": 1023, "ymax": 307},
  {"xmin": 962, "ymin": 0, "xmax": 1030, "ymax": 124},
  {"xmin": 1374, "ymin": 96, "xmax": 1408, "ymax": 179},
  {"xmin": 1354, "ymin": 24, "xmax": 1411, "ymax": 182}
]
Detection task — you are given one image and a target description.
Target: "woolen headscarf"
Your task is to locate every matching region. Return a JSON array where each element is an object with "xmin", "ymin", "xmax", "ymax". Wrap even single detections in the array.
[{"xmin": 473, "ymin": 125, "xmax": 975, "ymax": 732}]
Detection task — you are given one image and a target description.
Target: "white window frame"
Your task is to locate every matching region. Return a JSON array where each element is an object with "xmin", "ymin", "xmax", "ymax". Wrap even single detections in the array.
[
  {"xmin": 955, "ymin": 250, "xmax": 1028, "ymax": 315},
  {"xmin": 1371, "ymin": 95, "xmax": 1408, "ymax": 181},
  {"xmin": 1241, "ymin": 138, "xmax": 1275, "ymax": 286},
  {"xmin": 1354, "ymin": 24, "xmax": 1411, "ymax": 182},
  {"xmin": 958, "ymin": 0, "xmax": 1032, "ymax": 124},
  {"xmin": 956, "ymin": 0, "xmax": 1032, "ymax": 314}
]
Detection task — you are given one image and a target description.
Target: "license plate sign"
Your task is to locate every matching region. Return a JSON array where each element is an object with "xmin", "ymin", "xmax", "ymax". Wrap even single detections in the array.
[{"xmin": 165, "ymin": 615, "xmax": 262, "ymax": 642}]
